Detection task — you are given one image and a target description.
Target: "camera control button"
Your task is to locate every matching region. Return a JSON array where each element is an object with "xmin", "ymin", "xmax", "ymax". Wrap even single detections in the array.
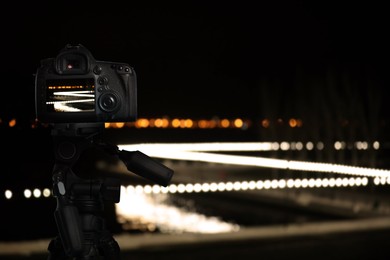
[
  {"xmin": 93, "ymin": 65, "xmax": 102, "ymax": 75},
  {"xmin": 98, "ymin": 76, "xmax": 108, "ymax": 85}
]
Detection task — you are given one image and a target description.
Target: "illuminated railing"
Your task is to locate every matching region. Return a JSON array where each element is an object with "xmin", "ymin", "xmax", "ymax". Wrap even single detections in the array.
[
  {"xmin": 122, "ymin": 177, "xmax": 370, "ymax": 195},
  {"xmin": 4, "ymin": 175, "xmax": 390, "ymax": 200}
]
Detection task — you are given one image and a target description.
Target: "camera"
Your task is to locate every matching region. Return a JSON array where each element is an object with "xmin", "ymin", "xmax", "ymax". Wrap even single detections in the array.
[{"xmin": 35, "ymin": 44, "xmax": 137, "ymax": 123}]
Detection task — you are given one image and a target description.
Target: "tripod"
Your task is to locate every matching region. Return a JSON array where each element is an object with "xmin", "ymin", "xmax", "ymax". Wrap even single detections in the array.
[{"xmin": 46, "ymin": 123, "xmax": 174, "ymax": 259}]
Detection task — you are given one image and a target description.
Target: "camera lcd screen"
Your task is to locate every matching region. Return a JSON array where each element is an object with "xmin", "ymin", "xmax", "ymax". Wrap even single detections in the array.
[{"xmin": 46, "ymin": 78, "xmax": 95, "ymax": 113}]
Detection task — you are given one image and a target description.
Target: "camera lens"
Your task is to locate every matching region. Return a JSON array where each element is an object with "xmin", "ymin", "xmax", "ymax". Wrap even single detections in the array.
[{"xmin": 98, "ymin": 92, "xmax": 120, "ymax": 112}]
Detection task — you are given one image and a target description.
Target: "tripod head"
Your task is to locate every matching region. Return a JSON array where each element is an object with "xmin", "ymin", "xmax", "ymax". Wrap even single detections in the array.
[{"xmin": 51, "ymin": 123, "xmax": 174, "ymax": 187}]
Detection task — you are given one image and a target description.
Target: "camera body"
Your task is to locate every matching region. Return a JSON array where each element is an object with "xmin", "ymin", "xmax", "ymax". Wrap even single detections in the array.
[{"xmin": 35, "ymin": 44, "xmax": 137, "ymax": 123}]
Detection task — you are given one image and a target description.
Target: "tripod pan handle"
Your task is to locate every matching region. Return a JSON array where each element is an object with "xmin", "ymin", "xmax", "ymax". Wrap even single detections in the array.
[{"xmin": 119, "ymin": 150, "xmax": 174, "ymax": 187}]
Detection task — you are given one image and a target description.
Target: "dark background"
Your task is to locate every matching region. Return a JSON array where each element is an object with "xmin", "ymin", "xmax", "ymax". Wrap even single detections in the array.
[
  {"xmin": 0, "ymin": 1, "xmax": 388, "ymax": 122},
  {"xmin": 1, "ymin": 0, "xmax": 389, "ymax": 185},
  {"xmin": 1, "ymin": 3, "xmax": 390, "ymax": 258}
]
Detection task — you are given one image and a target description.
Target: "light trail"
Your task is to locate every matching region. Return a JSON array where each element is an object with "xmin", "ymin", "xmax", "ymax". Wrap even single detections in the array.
[
  {"xmin": 120, "ymin": 142, "xmax": 275, "ymax": 152},
  {"xmin": 53, "ymin": 90, "xmax": 94, "ymax": 97},
  {"xmin": 47, "ymin": 99, "xmax": 95, "ymax": 105},
  {"xmin": 118, "ymin": 142, "xmax": 390, "ymax": 178}
]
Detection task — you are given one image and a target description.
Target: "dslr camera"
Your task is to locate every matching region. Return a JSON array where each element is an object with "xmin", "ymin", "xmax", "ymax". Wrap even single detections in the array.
[{"xmin": 35, "ymin": 44, "xmax": 137, "ymax": 123}]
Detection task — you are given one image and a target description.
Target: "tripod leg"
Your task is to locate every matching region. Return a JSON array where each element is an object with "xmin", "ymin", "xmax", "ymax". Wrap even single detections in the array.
[
  {"xmin": 48, "ymin": 236, "xmax": 69, "ymax": 260},
  {"xmin": 99, "ymin": 231, "xmax": 121, "ymax": 259}
]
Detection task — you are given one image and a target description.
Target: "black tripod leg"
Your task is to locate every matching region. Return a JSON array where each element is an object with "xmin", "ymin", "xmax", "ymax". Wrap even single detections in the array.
[
  {"xmin": 99, "ymin": 231, "xmax": 121, "ymax": 259},
  {"xmin": 48, "ymin": 236, "xmax": 69, "ymax": 260}
]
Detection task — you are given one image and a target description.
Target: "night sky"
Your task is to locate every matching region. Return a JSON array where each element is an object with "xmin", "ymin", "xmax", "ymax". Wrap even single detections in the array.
[{"xmin": 0, "ymin": 1, "xmax": 388, "ymax": 122}]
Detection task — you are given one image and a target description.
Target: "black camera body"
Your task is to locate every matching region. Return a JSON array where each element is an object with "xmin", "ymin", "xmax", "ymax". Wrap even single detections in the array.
[{"xmin": 35, "ymin": 44, "xmax": 137, "ymax": 123}]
